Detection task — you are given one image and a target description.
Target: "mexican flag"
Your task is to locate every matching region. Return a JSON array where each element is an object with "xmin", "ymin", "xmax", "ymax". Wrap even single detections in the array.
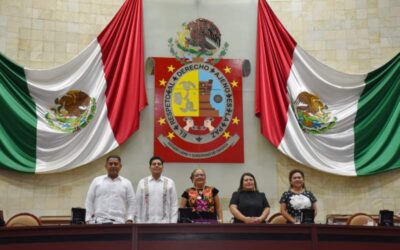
[
  {"xmin": 0, "ymin": 0, "xmax": 147, "ymax": 173},
  {"xmin": 256, "ymin": 0, "xmax": 399, "ymax": 176}
]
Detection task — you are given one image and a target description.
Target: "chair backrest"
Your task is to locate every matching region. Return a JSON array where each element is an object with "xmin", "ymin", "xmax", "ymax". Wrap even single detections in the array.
[
  {"xmin": 6, "ymin": 213, "xmax": 42, "ymax": 227},
  {"xmin": 395, "ymin": 215, "xmax": 400, "ymax": 226},
  {"xmin": 268, "ymin": 213, "xmax": 287, "ymax": 224},
  {"xmin": 346, "ymin": 213, "xmax": 377, "ymax": 226}
]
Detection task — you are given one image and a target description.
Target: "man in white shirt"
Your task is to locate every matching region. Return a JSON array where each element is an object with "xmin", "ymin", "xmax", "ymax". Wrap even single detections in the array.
[
  {"xmin": 136, "ymin": 156, "xmax": 178, "ymax": 223},
  {"xmin": 85, "ymin": 155, "xmax": 136, "ymax": 224}
]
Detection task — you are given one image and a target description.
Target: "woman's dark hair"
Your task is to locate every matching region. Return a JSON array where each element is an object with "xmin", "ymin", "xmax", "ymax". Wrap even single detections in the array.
[
  {"xmin": 289, "ymin": 169, "xmax": 306, "ymax": 189},
  {"xmin": 238, "ymin": 172, "xmax": 258, "ymax": 192}
]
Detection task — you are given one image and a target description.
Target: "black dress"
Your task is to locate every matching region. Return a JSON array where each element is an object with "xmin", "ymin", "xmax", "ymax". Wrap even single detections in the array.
[{"xmin": 229, "ymin": 191, "xmax": 270, "ymax": 223}]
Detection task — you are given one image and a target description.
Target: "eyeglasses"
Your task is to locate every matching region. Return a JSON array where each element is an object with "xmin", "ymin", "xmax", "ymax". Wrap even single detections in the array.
[
  {"xmin": 194, "ymin": 174, "xmax": 205, "ymax": 177},
  {"xmin": 152, "ymin": 162, "xmax": 162, "ymax": 166}
]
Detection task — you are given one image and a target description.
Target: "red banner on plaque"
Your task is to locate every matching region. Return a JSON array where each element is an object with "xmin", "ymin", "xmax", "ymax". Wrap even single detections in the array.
[{"xmin": 153, "ymin": 57, "xmax": 244, "ymax": 163}]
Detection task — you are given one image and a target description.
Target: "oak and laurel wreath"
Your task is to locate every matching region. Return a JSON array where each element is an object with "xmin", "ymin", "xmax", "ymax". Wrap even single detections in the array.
[
  {"xmin": 168, "ymin": 38, "xmax": 188, "ymax": 64},
  {"xmin": 168, "ymin": 38, "xmax": 229, "ymax": 65}
]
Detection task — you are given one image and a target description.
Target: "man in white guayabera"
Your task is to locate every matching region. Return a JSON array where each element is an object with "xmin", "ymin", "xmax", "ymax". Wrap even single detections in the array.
[
  {"xmin": 85, "ymin": 155, "xmax": 136, "ymax": 224},
  {"xmin": 135, "ymin": 156, "xmax": 178, "ymax": 223}
]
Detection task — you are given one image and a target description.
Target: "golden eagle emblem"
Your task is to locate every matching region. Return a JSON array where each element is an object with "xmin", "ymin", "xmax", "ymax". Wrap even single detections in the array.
[
  {"xmin": 45, "ymin": 90, "xmax": 96, "ymax": 133},
  {"xmin": 169, "ymin": 18, "xmax": 228, "ymax": 64},
  {"xmin": 293, "ymin": 91, "xmax": 337, "ymax": 134}
]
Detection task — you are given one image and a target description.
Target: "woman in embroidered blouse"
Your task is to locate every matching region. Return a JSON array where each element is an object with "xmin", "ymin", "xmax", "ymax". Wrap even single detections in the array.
[
  {"xmin": 229, "ymin": 172, "xmax": 270, "ymax": 223},
  {"xmin": 180, "ymin": 168, "xmax": 223, "ymax": 223},
  {"xmin": 280, "ymin": 169, "xmax": 317, "ymax": 224}
]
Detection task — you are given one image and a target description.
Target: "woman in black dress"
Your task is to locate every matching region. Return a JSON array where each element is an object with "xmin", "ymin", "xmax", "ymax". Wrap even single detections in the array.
[{"xmin": 229, "ymin": 172, "xmax": 270, "ymax": 223}]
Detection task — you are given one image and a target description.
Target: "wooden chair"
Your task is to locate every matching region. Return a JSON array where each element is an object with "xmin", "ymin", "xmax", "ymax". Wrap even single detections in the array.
[
  {"xmin": 6, "ymin": 213, "xmax": 42, "ymax": 227},
  {"xmin": 395, "ymin": 215, "xmax": 400, "ymax": 226},
  {"xmin": 346, "ymin": 213, "xmax": 377, "ymax": 226},
  {"xmin": 268, "ymin": 212, "xmax": 287, "ymax": 224}
]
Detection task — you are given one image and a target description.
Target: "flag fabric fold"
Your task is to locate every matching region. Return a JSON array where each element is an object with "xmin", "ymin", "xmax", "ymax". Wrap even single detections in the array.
[
  {"xmin": 256, "ymin": 0, "xmax": 399, "ymax": 176},
  {"xmin": 0, "ymin": 0, "xmax": 147, "ymax": 174}
]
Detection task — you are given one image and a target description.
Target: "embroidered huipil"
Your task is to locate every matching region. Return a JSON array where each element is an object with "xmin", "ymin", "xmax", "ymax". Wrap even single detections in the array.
[
  {"xmin": 181, "ymin": 186, "xmax": 219, "ymax": 220},
  {"xmin": 135, "ymin": 176, "xmax": 178, "ymax": 223},
  {"xmin": 85, "ymin": 175, "xmax": 136, "ymax": 224}
]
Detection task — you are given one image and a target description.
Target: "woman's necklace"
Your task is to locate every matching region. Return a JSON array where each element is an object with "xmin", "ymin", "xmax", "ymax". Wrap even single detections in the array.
[{"xmin": 196, "ymin": 188, "xmax": 203, "ymax": 200}]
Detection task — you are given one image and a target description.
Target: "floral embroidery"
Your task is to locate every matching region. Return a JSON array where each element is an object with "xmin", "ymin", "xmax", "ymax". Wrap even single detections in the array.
[
  {"xmin": 203, "ymin": 188, "xmax": 212, "ymax": 196},
  {"xmin": 195, "ymin": 199, "xmax": 208, "ymax": 211},
  {"xmin": 289, "ymin": 194, "xmax": 312, "ymax": 210},
  {"xmin": 186, "ymin": 186, "xmax": 215, "ymax": 213}
]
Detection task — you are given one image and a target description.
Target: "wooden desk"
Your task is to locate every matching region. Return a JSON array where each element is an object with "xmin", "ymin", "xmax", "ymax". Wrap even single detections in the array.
[{"xmin": 1, "ymin": 224, "xmax": 399, "ymax": 250}]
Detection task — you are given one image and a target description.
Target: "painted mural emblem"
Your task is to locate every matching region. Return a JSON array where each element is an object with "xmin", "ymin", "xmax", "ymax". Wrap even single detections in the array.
[
  {"xmin": 152, "ymin": 18, "xmax": 245, "ymax": 162},
  {"xmin": 161, "ymin": 62, "xmax": 235, "ymax": 147},
  {"xmin": 293, "ymin": 91, "xmax": 336, "ymax": 134},
  {"xmin": 45, "ymin": 90, "xmax": 96, "ymax": 133}
]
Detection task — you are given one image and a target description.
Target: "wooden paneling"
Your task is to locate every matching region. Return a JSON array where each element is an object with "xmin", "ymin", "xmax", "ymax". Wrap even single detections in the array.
[{"xmin": 1, "ymin": 224, "xmax": 400, "ymax": 250}]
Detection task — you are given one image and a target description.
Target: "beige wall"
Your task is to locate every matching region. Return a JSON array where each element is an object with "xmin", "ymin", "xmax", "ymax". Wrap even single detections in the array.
[{"xmin": 0, "ymin": 0, "xmax": 399, "ymax": 223}]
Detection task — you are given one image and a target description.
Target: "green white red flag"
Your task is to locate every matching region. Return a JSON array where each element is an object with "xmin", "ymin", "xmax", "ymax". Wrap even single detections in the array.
[
  {"xmin": 0, "ymin": 0, "xmax": 147, "ymax": 173},
  {"xmin": 256, "ymin": 0, "xmax": 399, "ymax": 176}
]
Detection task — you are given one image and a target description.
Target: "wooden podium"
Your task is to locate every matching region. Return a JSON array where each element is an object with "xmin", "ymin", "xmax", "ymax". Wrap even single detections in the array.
[{"xmin": 1, "ymin": 224, "xmax": 400, "ymax": 250}]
